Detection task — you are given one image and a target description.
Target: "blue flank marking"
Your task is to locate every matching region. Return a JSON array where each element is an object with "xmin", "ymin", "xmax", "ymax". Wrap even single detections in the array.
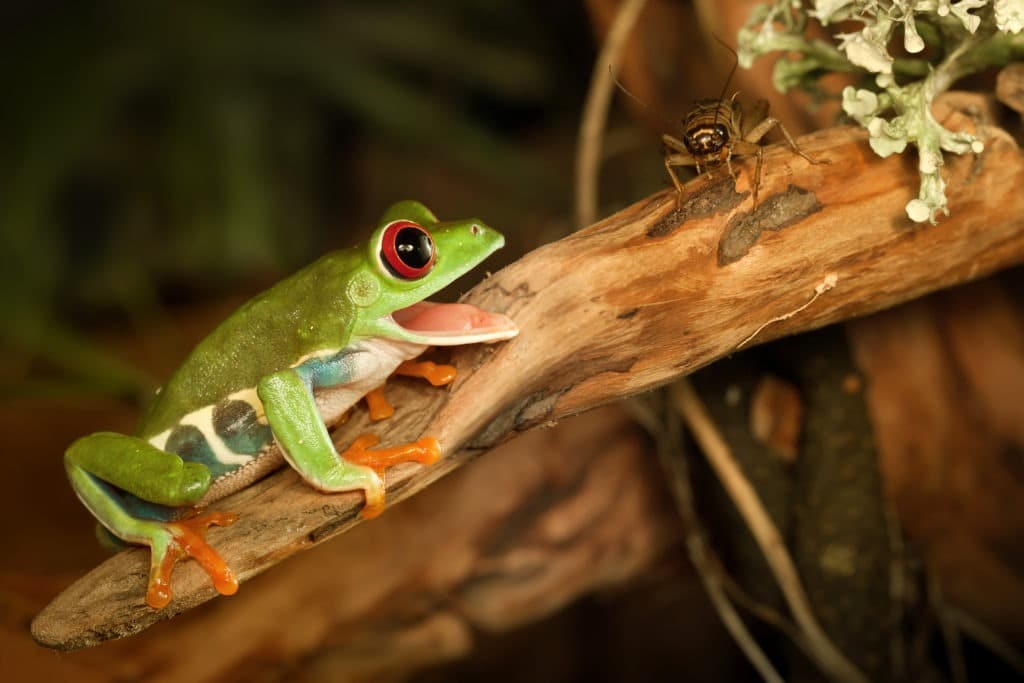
[
  {"xmin": 165, "ymin": 425, "xmax": 238, "ymax": 479},
  {"xmin": 91, "ymin": 473, "xmax": 182, "ymax": 523},
  {"xmin": 213, "ymin": 399, "xmax": 273, "ymax": 456},
  {"xmin": 221, "ymin": 420, "xmax": 273, "ymax": 456},
  {"xmin": 294, "ymin": 349, "xmax": 357, "ymax": 389}
]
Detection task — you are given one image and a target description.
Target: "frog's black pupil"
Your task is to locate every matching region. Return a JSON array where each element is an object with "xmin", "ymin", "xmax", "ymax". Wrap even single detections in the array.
[{"xmin": 395, "ymin": 227, "xmax": 433, "ymax": 268}]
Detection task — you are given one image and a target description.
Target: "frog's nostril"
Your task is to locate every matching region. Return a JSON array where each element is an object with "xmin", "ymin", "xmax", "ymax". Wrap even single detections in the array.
[{"xmin": 470, "ymin": 224, "xmax": 481, "ymax": 236}]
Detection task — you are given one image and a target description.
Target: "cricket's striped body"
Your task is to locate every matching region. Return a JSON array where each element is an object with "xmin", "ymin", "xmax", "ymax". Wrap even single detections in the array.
[{"xmin": 678, "ymin": 97, "xmax": 739, "ymax": 171}]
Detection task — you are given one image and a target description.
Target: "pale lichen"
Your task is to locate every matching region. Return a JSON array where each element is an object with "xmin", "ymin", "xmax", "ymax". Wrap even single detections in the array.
[
  {"xmin": 739, "ymin": 1, "xmax": 1024, "ymax": 224},
  {"xmin": 996, "ymin": 0, "xmax": 1024, "ymax": 32}
]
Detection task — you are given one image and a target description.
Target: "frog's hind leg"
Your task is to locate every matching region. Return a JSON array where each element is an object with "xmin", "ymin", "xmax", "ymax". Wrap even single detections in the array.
[
  {"xmin": 65, "ymin": 433, "xmax": 238, "ymax": 609},
  {"xmin": 364, "ymin": 360, "xmax": 458, "ymax": 422}
]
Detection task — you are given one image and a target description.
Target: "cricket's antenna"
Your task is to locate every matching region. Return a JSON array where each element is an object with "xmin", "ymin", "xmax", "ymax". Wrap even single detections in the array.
[
  {"xmin": 610, "ymin": 66, "xmax": 676, "ymax": 129},
  {"xmin": 711, "ymin": 34, "xmax": 740, "ymax": 127}
]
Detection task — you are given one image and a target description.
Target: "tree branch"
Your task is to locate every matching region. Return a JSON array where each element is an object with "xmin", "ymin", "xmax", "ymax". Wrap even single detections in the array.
[{"xmin": 33, "ymin": 110, "xmax": 1024, "ymax": 649}]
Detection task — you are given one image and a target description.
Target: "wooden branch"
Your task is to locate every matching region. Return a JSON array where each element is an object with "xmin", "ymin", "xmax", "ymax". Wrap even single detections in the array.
[
  {"xmin": 33, "ymin": 108, "xmax": 1024, "ymax": 649},
  {"xmin": 997, "ymin": 62, "xmax": 1024, "ymax": 115}
]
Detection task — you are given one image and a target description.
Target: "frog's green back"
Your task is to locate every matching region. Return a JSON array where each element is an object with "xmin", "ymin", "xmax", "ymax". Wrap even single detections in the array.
[{"xmin": 138, "ymin": 248, "xmax": 360, "ymax": 438}]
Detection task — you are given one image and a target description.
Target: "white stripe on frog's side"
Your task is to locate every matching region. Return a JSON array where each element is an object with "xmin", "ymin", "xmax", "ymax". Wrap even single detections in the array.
[
  {"xmin": 148, "ymin": 430, "xmax": 169, "ymax": 451},
  {"xmin": 143, "ymin": 353, "xmax": 335, "ymax": 456},
  {"xmin": 227, "ymin": 386, "xmax": 266, "ymax": 423},
  {"xmin": 147, "ymin": 337, "xmax": 429, "ymax": 460},
  {"xmin": 146, "ymin": 389, "xmax": 266, "ymax": 466},
  {"xmin": 146, "ymin": 404, "xmax": 256, "ymax": 467},
  {"xmin": 292, "ymin": 347, "xmax": 344, "ymax": 367},
  {"xmin": 180, "ymin": 404, "xmax": 257, "ymax": 466}
]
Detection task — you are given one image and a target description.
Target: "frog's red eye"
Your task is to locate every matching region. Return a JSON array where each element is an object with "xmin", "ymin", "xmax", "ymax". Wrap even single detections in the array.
[{"xmin": 380, "ymin": 220, "xmax": 436, "ymax": 280}]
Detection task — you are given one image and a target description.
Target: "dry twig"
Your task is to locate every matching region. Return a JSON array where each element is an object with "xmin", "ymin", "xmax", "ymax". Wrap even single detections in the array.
[
  {"xmin": 574, "ymin": 0, "xmax": 650, "ymax": 228},
  {"xmin": 643, "ymin": 395, "xmax": 786, "ymax": 683},
  {"xmin": 947, "ymin": 606, "xmax": 1024, "ymax": 675},
  {"xmin": 931, "ymin": 572, "xmax": 970, "ymax": 683}
]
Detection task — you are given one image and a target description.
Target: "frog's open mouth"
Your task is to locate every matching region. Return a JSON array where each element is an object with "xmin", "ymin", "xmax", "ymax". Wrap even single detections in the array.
[{"xmin": 389, "ymin": 301, "xmax": 519, "ymax": 345}]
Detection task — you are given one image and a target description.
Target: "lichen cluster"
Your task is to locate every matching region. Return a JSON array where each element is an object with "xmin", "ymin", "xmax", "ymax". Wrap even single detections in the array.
[{"xmin": 738, "ymin": 1, "xmax": 1024, "ymax": 223}]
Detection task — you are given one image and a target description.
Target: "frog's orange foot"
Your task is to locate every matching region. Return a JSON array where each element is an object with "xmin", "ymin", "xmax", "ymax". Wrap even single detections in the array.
[
  {"xmin": 395, "ymin": 360, "xmax": 457, "ymax": 387},
  {"xmin": 342, "ymin": 433, "xmax": 441, "ymax": 475},
  {"xmin": 364, "ymin": 387, "xmax": 395, "ymax": 421},
  {"xmin": 363, "ymin": 361, "xmax": 457, "ymax": 422},
  {"xmin": 146, "ymin": 510, "xmax": 238, "ymax": 610}
]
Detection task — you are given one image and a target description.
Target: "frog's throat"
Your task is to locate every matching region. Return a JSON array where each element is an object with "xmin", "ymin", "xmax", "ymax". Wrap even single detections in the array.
[{"xmin": 383, "ymin": 301, "xmax": 518, "ymax": 346}]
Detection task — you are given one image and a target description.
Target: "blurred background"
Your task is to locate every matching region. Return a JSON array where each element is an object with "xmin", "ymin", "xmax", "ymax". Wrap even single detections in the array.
[
  {"xmin": 3, "ymin": 1, "xmax": 1023, "ymax": 681},
  {"xmin": 0, "ymin": 0, "xmax": 595, "ymax": 404}
]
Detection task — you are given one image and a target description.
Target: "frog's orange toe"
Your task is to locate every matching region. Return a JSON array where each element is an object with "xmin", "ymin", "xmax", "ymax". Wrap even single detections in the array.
[
  {"xmin": 359, "ymin": 500, "xmax": 385, "ymax": 520},
  {"xmin": 146, "ymin": 561, "xmax": 175, "ymax": 610},
  {"xmin": 395, "ymin": 360, "xmax": 457, "ymax": 387},
  {"xmin": 414, "ymin": 437, "xmax": 442, "ymax": 466},
  {"xmin": 342, "ymin": 434, "xmax": 441, "ymax": 522},
  {"xmin": 145, "ymin": 511, "xmax": 238, "ymax": 609},
  {"xmin": 341, "ymin": 433, "xmax": 441, "ymax": 473},
  {"xmin": 364, "ymin": 387, "xmax": 395, "ymax": 421},
  {"xmin": 358, "ymin": 481, "xmax": 386, "ymax": 520}
]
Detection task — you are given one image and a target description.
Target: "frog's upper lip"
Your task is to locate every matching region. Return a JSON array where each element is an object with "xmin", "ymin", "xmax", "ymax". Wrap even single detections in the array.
[{"xmin": 389, "ymin": 301, "xmax": 519, "ymax": 345}]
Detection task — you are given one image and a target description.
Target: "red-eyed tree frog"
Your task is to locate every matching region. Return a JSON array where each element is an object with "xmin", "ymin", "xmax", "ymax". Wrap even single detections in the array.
[{"xmin": 65, "ymin": 201, "xmax": 518, "ymax": 609}]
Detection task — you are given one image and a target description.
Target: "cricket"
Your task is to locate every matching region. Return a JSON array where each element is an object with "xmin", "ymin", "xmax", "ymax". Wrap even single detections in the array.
[
  {"xmin": 621, "ymin": 39, "xmax": 825, "ymax": 209},
  {"xmin": 663, "ymin": 90, "xmax": 822, "ymax": 208}
]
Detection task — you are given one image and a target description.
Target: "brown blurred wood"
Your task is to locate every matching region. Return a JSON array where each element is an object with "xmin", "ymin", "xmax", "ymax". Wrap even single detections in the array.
[
  {"xmin": 849, "ymin": 274, "xmax": 1024, "ymax": 644},
  {"xmin": 584, "ymin": 0, "xmax": 713, "ymax": 127},
  {"xmin": 749, "ymin": 374, "xmax": 804, "ymax": 463},
  {"xmin": 33, "ymin": 105, "xmax": 1024, "ymax": 649},
  {"xmin": 997, "ymin": 62, "xmax": 1024, "ymax": 114}
]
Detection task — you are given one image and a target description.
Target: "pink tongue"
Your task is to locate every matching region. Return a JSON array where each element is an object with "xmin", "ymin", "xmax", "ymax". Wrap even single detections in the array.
[{"xmin": 392, "ymin": 302, "xmax": 508, "ymax": 332}]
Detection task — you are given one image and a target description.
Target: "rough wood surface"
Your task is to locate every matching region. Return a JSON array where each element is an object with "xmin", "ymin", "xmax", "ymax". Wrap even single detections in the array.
[{"xmin": 33, "ymin": 112, "xmax": 1024, "ymax": 649}]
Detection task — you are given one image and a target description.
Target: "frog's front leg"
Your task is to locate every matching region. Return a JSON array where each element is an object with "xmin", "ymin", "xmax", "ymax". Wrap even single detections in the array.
[
  {"xmin": 363, "ymin": 359, "xmax": 458, "ymax": 421},
  {"xmin": 64, "ymin": 434, "xmax": 238, "ymax": 608},
  {"xmin": 257, "ymin": 368, "xmax": 439, "ymax": 519}
]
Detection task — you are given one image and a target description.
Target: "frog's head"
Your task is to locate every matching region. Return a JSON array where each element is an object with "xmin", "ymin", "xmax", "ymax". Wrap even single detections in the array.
[{"xmin": 349, "ymin": 200, "xmax": 519, "ymax": 346}]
